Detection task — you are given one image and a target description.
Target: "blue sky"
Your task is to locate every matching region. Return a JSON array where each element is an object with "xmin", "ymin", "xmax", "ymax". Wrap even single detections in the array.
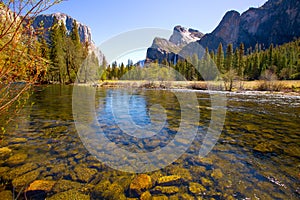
[{"xmin": 45, "ymin": 0, "xmax": 268, "ymax": 63}]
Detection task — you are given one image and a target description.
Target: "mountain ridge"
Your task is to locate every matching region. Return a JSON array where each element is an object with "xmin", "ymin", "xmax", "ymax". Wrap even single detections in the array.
[
  {"xmin": 146, "ymin": 0, "xmax": 300, "ymax": 63},
  {"xmin": 32, "ymin": 12, "xmax": 92, "ymax": 44},
  {"xmin": 199, "ymin": 0, "xmax": 300, "ymax": 50}
]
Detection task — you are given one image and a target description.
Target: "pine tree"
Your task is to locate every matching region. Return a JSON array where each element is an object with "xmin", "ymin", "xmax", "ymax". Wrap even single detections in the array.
[
  {"xmin": 49, "ymin": 18, "xmax": 66, "ymax": 83},
  {"xmin": 225, "ymin": 43, "xmax": 233, "ymax": 72},
  {"xmin": 233, "ymin": 48, "xmax": 239, "ymax": 71},
  {"xmin": 238, "ymin": 43, "xmax": 245, "ymax": 78},
  {"xmin": 216, "ymin": 43, "xmax": 224, "ymax": 72}
]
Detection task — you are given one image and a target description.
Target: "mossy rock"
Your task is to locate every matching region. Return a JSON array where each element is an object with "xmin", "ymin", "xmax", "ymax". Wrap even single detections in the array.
[
  {"xmin": 49, "ymin": 164, "xmax": 69, "ymax": 175},
  {"xmin": 140, "ymin": 191, "xmax": 152, "ymax": 200},
  {"xmin": 102, "ymin": 183, "xmax": 127, "ymax": 200},
  {"xmin": 178, "ymin": 193, "xmax": 195, "ymax": 200},
  {"xmin": 48, "ymin": 189, "xmax": 90, "ymax": 200},
  {"xmin": 153, "ymin": 185, "xmax": 179, "ymax": 195},
  {"xmin": 157, "ymin": 175, "xmax": 182, "ymax": 186},
  {"xmin": 7, "ymin": 153, "xmax": 28, "ymax": 166},
  {"xmin": 0, "ymin": 190, "xmax": 13, "ymax": 200},
  {"xmin": 4, "ymin": 163, "xmax": 39, "ymax": 180},
  {"xmin": 189, "ymin": 182, "xmax": 206, "ymax": 195},
  {"xmin": 152, "ymin": 195, "xmax": 168, "ymax": 200},
  {"xmin": 12, "ymin": 169, "xmax": 42, "ymax": 191},
  {"xmin": 211, "ymin": 169, "xmax": 223, "ymax": 180},
  {"xmin": 190, "ymin": 166, "xmax": 206, "ymax": 175},
  {"xmin": 92, "ymin": 180, "xmax": 111, "ymax": 197},
  {"xmin": 166, "ymin": 166, "xmax": 192, "ymax": 181},
  {"xmin": 0, "ymin": 167, "xmax": 10, "ymax": 177},
  {"xmin": 26, "ymin": 180, "xmax": 56, "ymax": 192},
  {"xmin": 52, "ymin": 179, "xmax": 83, "ymax": 193},
  {"xmin": 73, "ymin": 165, "xmax": 97, "ymax": 183},
  {"xmin": 254, "ymin": 143, "xmax": 274, "ymax": 153},
  {"xmin": 200, "ymin": 177, "xmax": 213, "ymax": 187},
  {"xmin": 130, "ymin": 174, "xmax": 152, "ymax": 196},
  {"xmin": 0, "ymin": 147, "xmax": 12, "ymax": 159},
  {"xmin": 10, "ymin": 138, "xmax": 28, "ymax": 144}
]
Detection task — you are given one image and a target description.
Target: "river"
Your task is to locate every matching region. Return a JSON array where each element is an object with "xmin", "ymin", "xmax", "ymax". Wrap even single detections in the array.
[{"xmin": 0, "ymin": 85, "xmax": 299, "ymax": 199}]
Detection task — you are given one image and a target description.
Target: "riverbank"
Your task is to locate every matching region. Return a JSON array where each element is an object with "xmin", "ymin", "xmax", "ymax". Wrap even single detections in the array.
[{"xmin": 81, "ymin": 80, "xmax": 300, "ymax": 96}]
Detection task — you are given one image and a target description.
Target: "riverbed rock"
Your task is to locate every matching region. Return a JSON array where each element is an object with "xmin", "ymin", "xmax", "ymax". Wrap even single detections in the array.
[
  {"xmin": 190, "ymin": 166, "xmax": 207, "ymax": 175},
  {"xmin": 0, "ymin": 167, "xmax": 10, "ymax": 176},
  {"xmin": 102, "ymin": 182, "xmax": 127, "ymax": 200},
  {"xmin": 49, "ymin": 163, "xmax": 69, "ymax": 175},
  {"xmin": 254, "ymin": 142, "xmax": 274, "ymax": 153},
  {"xmin": 211, "ymin": 169, "xmax": 223, "ymax": 180},
  {"xmin": 0, "ymin": 190, "xmax": 13, "ymax": 200},
  {"xmin": 166, "ymin": 166, "xmax": 192, "ymax": 182},
  {"xmin": 189, "ymin": 182, "xmax": 206, "ymax": 195},
  {"xmin": 26, "ymin": 180, "xmax": 56, "ymax": 192},
  {"xmin": 92, "ymin": 180, "xmax": 111, "ymax": 197},
  {"xmin": 72, "ymin": 165, "xmax": 97, "ymax": 183},
  {"xmin": 153, "ymin": 186, "xmax": 179, "ymax": 195},
  {"xmin": 7, "ymin": 153, "xmax": 28, "ymax": 166},
  {"xmin": 152, "ymin": 195, "xmax": 169, "ymax": 200},
  {"xmin": 200, "ymin": 177, "xmax": 213, "ymax": 187},
  {"xmin": 12, "ymin": 169, "xmax": 41, "ymax": 191},
  {"xmin": 11, "ymin": 137, "xmax": 28, "ymax": 144},
  {"xmin": 48, "ymin": 189, "xmax": 90, "ymax": 200},
  {"xmin": 140, "ymin": 191, "xmax": 152, "ymax": 200},
  {"xmin": 52, "ymin": 179, "xmax": 83, "ymax": 193},
  {"xmin": 0, "ymin": 147, "xmax": 12, "ymax": 159},
  {"xmin": 130, "ymin": 174, "xmax": 152, "ymax": 195},
  {"xmin": 157, "ymin": 175, "xmax": 182, "ymax": 186},
  {"xmin": 4, "ymin": 163, "xmax": 39, "ymax": 180}
]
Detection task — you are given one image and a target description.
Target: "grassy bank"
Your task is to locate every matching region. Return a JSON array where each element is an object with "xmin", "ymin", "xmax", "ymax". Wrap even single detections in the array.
[{"xmin": 93, "ymin": 80, "xmax": 300, "ymax": 94}]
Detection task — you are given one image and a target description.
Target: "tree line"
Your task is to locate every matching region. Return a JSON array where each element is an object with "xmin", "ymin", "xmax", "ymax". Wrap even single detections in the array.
[
  {"xmin": 100, "ymin": 39, "xmax": 300, "ymax": 84},
  {"xmin": 37, "ymin": 18, "xmax": 91, "ymax": 84}
]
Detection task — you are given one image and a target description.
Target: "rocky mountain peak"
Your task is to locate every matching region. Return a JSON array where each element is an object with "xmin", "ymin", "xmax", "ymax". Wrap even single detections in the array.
[
  {"xmin": 32, "ymin": 13, "xmax": 92, "ymax": 44},
  {"xmin": 169, "ymin": 25, "xmax": 204, "ymax": 46},
  {"xmin": 146, "ymin": 26, "xmax": 203, "ymax": 63},
  {"xmin": 199, "ymin": 0, "xmax": 300, "ymax": 50}
]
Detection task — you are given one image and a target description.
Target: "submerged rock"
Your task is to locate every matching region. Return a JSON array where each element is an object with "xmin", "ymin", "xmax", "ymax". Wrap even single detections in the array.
[
  {"xmin": 0, "ymin": 167, "xmax": 10, "ymax": 176},
  {"xmin": 52, "ymin": 179, "xmax": 83, "ymax": 193},
  {"xmin": 254, "ymin": 143, "xmax": 274, "ymax": 153},
  {"xmin": 153, "ymin": 186, "xmax": 179, "ymax": 195},
  {"xmin": 211, "ymin": 169, "xmax": 223, "ymax": 180},
  {"xmin": 130, "ymin": 174, "xmax": 152, "ymax": 196},
  {"xmin": 152, "ymin": 195, "xmax": 169, "ymax": 200},
  {"xmin": 0, "ymin": 190, "xmax": 13, "ymax": 200},
  {"xmin": 157, "ymin": 175, "xmax": 182, "ymax": 186},
  {"xmin": 0, "ymin": 147, "xmax": 12, "ymax": 159},
  {"xmin": 7, "ymin": 153, "xmax": 28, "ymax": 166},
  {"xmin": 200, "ymin": 177, "xmax": 213, "ymax": 187},
  {"xmin": 189, "ymin": 182, "xmax": 206, "ymax": 195},
  {"xmin": 140, "ymin": 191, "xmax": 152, "ymax": 200},
  {"xmin": 12, "ymin": 169, "xmax": 41, "ymax": 191},
  {"xmin": 92, "ymin": 180, "xmax": 111, "ymax": 197},
  {"xmin": 48, "ymin": 189, "xmax": 90, "ymax": 200},
  {"xmin": 72, "ymin": 165, "xmax": 97, "ymax": 183},
  {"xmin": 102, "ymin": 182, "xmax": 127, "ymax": 200},
  {"xmin": 26, "ymin": 180, "xmax": 56, "ymax": 192},
  {"xmin": 11, "ymin": 138, "xmax": 28, "ymax": 144},
  {"xmin": 4, "ymin": 163, "xmax": 39, "ymax": 180},
  {"xmin": 166, "ymin": 166, "xmax": 192, "ymax": 181}
]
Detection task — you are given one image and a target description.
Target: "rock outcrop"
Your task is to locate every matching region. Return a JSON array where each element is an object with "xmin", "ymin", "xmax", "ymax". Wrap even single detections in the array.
[
  {"xmin": 199, "ymin": 0, "xmax": 300, "ymax": 50},
  {"xmin": 32, "ymin": 13, "xmax": 92, "ymax": 44},
  {"xmin": 169, "ymin": 25, "xmax": 204, "ymax": 46},
  {"xmin": 146, "ymin": 26, "xmax": 204, "ymax": 63}
]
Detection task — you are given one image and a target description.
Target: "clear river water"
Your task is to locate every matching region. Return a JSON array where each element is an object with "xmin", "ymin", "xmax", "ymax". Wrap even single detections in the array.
[{"xmin": 0, "ymin": 85, "xmax": 299, "ymax": 200}]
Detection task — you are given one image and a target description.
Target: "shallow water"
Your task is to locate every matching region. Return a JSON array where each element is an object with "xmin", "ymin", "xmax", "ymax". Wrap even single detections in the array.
[{"xmin": 0, "ymin": 85, "xmax": 299, "ymax": 199}]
